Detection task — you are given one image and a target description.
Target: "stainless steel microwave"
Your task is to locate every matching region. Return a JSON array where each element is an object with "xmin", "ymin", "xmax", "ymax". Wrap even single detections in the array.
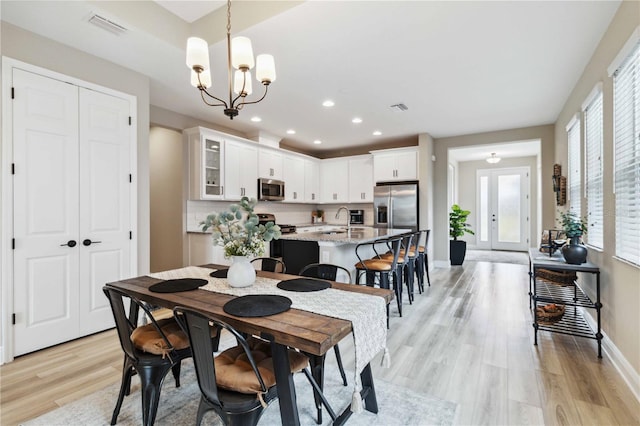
[{"xmin": 258, "ymin": 178, "xmax": 285, "ymax": 201}]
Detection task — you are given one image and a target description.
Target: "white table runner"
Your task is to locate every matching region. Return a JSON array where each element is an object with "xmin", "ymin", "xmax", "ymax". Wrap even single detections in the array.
[{"xmin": 149, "ymin": 266, "xmax": 389, "ymax": 413}]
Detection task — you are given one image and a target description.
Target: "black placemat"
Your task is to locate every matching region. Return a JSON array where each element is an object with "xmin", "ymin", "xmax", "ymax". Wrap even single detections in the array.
[
  {"xmin": 149, "ymin": 278, "xmax": 208, "ymax": 293},
  {"xmin": 277, "ymin": 278, "xmax": 331, "ymax": 292},
  {"xmin": 209, "ymin": 269, "xmax": 228, "ymax": 278},
  {"xmin": 223, "ymin": 295, "xmax": 292, "ymax": 317}
]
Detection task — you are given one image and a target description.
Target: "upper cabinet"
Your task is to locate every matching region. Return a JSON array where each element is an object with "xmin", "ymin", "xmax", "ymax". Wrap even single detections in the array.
[
  {"xmin": 187, "ymin": 127, "xmax": 225, "ymax": 200},
  {"xmin": 225, "ymin": 137, "xmax": 258, "ymax": 200},
  {"xmin": 258, "ymin": 148, "xmax": 284, "ymax": 180},
  {"xmin": 371, "ymin": 147, "xmax": 419, "ymax": 182},
  {"xmin": 348, "ymin": 155, "xmax": 374, "ymax": 202},
  {"xmin": 304, "ymin": 158, "xmax": 320, "ymax": 202},
  {"xmin": 320, "ymin": 158, "xmax": 349, "ymax": 203},
  {"xmin": 283, "ymin": 153, "xmax": 305, "ymax": 202}
]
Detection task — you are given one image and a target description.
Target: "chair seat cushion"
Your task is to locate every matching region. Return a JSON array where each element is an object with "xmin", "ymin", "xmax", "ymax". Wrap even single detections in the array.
[
  {"xmin": 418, "ymin": 245, "xmax": 425, "ymax": 252},
  {"xmin": 214, "ymin": 337, "xmax": 308, "ymax": 395},
  {"xmin": 355, "ymin": 259, "xmax": 393, "ymax": 271},
  {"xmin": 130, "ymin": 318, "xmax": 190, "ymax": 356}
]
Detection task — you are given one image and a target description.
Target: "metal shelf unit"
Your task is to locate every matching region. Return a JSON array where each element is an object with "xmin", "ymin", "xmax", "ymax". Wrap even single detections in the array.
[{"xmin": 528, "ymin": 249, "xmax": 602, "ymax": 358}]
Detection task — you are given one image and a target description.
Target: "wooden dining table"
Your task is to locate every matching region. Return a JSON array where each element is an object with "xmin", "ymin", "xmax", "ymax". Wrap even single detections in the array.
[{"xmin": 105, "ymin": 264, "xmax": 394, "ymax": 426}]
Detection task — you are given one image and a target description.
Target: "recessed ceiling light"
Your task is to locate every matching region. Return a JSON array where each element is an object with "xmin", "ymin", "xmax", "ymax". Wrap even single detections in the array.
[
  {"xmin": 373, "ymin": 130, "xmax": 382, "ymax": 136},
  {"xmin": 313, "ymin": 140, "xmax": 322, "ymax": 145},
  {"xmin": 286, "ymin": 129, "xmax": 296, "ymax": 135},
  {"xmin": 322, "ymin": 100, "xmax": 335, "ymax": 107},
  {"xmin": 250, "ymin": 116, "xmax": 262, "ymax": 122},
  {"xmin": 352, "ymin": 117, "xmax": 362, "ymax": 124}
]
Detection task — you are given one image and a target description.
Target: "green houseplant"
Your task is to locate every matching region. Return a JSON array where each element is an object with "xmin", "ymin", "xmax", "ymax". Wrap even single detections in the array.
[
  {"xmin": 449, "ymin": 204, "xmax": 474, "ymax": 265},
  {"xmin": 558, "ymin": 211, "xmax": 588, "ymax": 264},
  {"xmin": 201, "ymin": 197, "xmax": 281, "ymax": 287}
]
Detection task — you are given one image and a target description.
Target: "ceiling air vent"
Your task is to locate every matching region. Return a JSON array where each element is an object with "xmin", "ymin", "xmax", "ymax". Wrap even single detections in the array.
[
  {"xmin": 88, "ymin": 13, "xmax": 128, "ymax": 36},
  {"xmin": 390, "ymin": 103, "xmax": 408, "ymax": 112}
]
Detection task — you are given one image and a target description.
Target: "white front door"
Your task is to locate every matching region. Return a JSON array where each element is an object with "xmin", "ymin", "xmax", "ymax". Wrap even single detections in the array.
[
  {"xmin": 477, "ymin": 167, "xmax": 530, "ymax": 252},
  {"xmin": 78, "ymin": 88, "xmax": 131, "ymax": 335},
  {"xmin": 12, "ymin": 69, "xmax": 81, "ymax": 355}
]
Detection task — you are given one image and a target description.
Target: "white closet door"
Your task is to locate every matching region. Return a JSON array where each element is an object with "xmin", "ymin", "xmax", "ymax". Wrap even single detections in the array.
[
  {"xmin": 78, "ymin": 88, "xmax": 131, "ymax": 334},
  {"xmin": 12, "ymin": 69, "xmax": 80, "ymax": 355}
]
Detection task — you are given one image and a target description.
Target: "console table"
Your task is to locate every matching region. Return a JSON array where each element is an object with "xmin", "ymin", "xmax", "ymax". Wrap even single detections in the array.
[{"xmin": 528, "ymin": 248, "xmax": 602, "ymax": 358}]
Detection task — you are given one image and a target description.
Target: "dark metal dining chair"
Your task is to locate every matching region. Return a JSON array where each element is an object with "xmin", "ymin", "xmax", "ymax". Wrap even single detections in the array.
[
  {"xmin": 103, "ymin": 285, "xmax": 192, "ymax": 426},
  {"xmin": 250, "ymin": 257, "xmax": 286, "ymax": 273}
]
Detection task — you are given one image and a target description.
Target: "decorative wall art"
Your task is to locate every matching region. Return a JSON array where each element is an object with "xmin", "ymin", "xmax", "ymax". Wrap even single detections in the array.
[{"xmin": 552, "ymin": 164, "xmax": 566, "ymax": 206}]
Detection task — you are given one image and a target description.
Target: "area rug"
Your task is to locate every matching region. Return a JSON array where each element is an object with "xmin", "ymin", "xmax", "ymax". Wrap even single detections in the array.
[{"xmin": 24, "ymin": 360, "xmax": 457, "ymax": 426}]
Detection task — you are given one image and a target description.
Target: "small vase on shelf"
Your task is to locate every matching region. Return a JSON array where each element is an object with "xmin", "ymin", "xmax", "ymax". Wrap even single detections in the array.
[
  {"xmin": 562, "ymin": 237, "xmax": 588, "ymax": 265},
  {"xmin": 227, "ymin": 256, "xmax": 256, "ymax": 288}
]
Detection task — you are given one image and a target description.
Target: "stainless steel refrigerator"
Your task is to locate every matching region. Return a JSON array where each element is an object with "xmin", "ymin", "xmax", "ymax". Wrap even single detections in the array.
[{"xmin": 374, "ymin": 182, "xmax": 419, "ymax": 231}]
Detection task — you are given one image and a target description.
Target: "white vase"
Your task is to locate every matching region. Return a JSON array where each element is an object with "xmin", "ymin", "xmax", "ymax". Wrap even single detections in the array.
[{"xmin": 227, "ymin": 256, "xmax": 256, "ymax": 288}]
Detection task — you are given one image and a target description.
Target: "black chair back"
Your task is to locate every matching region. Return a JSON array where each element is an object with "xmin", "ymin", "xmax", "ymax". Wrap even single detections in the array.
[
  {"xmin": 300, "ymin": 263, "xmax": 351, "ymax": 283},
  {"xmin": 250, "ymin": 257, "xmax": 286, "ymax": 273}
]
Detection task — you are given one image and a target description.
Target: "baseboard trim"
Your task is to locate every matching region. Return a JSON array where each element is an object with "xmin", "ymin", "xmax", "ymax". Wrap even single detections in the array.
[{"xmin": 582, "ymin": 308, "xmax": 640, "ymax": 403}]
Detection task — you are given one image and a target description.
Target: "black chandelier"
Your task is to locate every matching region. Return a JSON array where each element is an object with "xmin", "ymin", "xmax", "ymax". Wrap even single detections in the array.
[{"xmin": 185, "ymin": 0, "xmax": 276, "ymax": 120}]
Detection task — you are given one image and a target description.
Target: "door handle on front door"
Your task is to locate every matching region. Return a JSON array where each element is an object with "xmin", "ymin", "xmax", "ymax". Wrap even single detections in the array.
[
  {"xmin": 60, "ymin": 240, "xmax": 77, "ymax": 247},
  {"xmin": 82, "ymin": 239, "xmax": 102, "ymax": 246}
]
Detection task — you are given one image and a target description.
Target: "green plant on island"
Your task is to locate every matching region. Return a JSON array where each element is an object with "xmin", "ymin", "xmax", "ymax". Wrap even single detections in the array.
[{"xmin": 201, "ymin": 197, "xmax": 281, "ymax": 257}]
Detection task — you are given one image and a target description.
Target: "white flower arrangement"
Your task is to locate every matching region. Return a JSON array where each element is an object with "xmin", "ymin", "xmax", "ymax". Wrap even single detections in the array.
[{"xmin": 201, "ymin": 197, "xmax": 281, "ymax": 258}]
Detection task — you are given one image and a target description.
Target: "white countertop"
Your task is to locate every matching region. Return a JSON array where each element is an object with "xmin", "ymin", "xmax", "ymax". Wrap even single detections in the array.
[{"xmin": 278, "ymin": 226, "xmax": 409, "ymax": 245}]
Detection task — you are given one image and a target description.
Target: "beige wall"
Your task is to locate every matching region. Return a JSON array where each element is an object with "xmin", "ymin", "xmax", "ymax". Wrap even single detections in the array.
[
  {"xmin": 149, "ymin": 127, "xmax": 184, "ymax": 272},
  {"xmin": 554, "ymin": 0, "xmax": 640, "ymax": 377},
  {"xmin": 418, "ymin": 133, "xmax": 435, "ymax": 253},
  {"xmin": 433, "ymin": 124, "xmax": 555, "ymax": 264},
  {"xmin": 457, "ymin": 156, "xmax": 539, "ymax": 247}
]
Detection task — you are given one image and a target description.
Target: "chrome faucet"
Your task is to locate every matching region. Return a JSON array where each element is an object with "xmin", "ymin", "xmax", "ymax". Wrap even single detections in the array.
[{"xmin": 336, "ymin": 206, "xmax": 350, "ymax": 232}]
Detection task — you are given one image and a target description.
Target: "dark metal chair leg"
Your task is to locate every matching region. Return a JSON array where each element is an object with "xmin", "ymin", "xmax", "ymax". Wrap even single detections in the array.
[
  {"xmin": 171, "ymin": 361, "xmax": 182, "ymax": 388},
  {"xmin": 138, "ymin": 364, "xmax": 172, "ymax": 426},
  {"xmin": 424, "ymin": 250, "xmax": 431, "ymax": 287},
  {"xmin": 111, "ymin": 358, "xmax": 134, "ymax": 425},
  {"xmin": 333, "ymin": 345, "xmax": 348, "ymax": 386}
]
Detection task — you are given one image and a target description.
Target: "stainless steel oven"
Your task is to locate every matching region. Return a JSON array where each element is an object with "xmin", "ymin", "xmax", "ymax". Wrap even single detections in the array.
[{"xmin": 258, "ymin": 178, "xmax": 285, "ymax": 201}]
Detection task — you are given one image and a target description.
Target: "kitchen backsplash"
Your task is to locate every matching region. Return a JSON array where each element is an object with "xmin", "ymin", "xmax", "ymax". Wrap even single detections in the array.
[{"xmin": 186, "ymin": 201, "xmax": 374, "ymax": 231}]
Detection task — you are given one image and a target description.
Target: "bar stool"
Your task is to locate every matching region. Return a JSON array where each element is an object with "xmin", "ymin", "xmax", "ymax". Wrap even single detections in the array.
[
  {"xmin": 417, "ymin": 229, "xmax": 431, "ymax": 290},
  {"xmin": 378, "ymin": 232, "xmax": 417, "ymax": 304},
  {"xmin": 354, "ymin": 235, "xmax": 404, "ymax": 326}
]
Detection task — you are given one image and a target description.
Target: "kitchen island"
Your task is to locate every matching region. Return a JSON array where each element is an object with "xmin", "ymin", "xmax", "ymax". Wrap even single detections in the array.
[{"xmin": 274, "ymin": 226, "xmax": 409, "ymax": 279}]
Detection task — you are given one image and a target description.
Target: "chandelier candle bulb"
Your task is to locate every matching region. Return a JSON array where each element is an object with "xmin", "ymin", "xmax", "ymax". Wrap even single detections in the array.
[
  {"xmin": 186, "ymin": 37, "xmax": 210, "ymax": 71},
  {"xmin": 231, "ymin": 36, "xmax": 254, "ymax": 70},
  {"xmin": 256, "ymin": 54, "xmax": 276, "ymax": 83}
]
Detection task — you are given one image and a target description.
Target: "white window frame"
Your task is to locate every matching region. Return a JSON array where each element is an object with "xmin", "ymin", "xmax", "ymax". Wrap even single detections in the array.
[
  {"xmin": 610, "ymin": 28, "xmax": 640, "ymax": 267},
  {"xmin": 566, "ymin": 114, "xmax": 581, "ymax": 215},
  {"xmin": 582, "ymin": 83, "xmax": 604, "ymax": 249}
]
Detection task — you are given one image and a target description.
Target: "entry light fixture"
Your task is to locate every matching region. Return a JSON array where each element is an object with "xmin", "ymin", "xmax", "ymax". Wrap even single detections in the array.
[
  {"xmin": 486, "ymin": 153, "xmax": 501, "ymax": 164},
  {"xmin": 185, "ymin": 0, "xmax": 275, "ymax": 120}
]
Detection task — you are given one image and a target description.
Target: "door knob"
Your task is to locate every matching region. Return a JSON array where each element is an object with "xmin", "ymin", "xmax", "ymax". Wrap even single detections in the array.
[
  {"xmin": 60, "ymin": 240, "xmax": 77, "ymax": 247},
  {"xmin": 82, "ymin": 239, "xmax": 102, "ymax": 246}
]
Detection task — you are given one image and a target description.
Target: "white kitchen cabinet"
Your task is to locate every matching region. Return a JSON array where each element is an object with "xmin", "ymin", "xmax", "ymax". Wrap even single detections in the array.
[
  {"xmin": 225, "ymin": 138, "xmax": 258, "ymax": 200},
  {"xmin": 258, "ymin": 147, "xmax": 284, "ymax": 180},
  {"xmin": 348, "ymin": 155, "xmax": 374, "ymax": 202},
  {"xmin": 187, "ymin": 127, "xmax": 225, "ymax": 200},
  {"xmin": 320, "ymin": 158, "xmax": 349, "ymax": 203},
  {"xmin": 283, "ymin": 153, "xmax": 305, "ymax": 202},
  {"xmin": 371, "ymin": 147, "xmax": 418, "ymax": 182},
  {"xmin": 304, "ymin": 158, "xmax": 320, "ymax": 202}
]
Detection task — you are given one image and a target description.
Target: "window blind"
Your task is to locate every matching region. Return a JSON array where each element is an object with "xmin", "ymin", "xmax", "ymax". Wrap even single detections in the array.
[
  {"xmin": 567, "ymin": 120, "xmax": 581, "ymax": 215},
  {"xmin": 584, "ymin": 90, "xmax": 603, "ymax": 249},
  {"xmin": 613, "ymin": 41, "xmax": 640, "ymax": 266}
]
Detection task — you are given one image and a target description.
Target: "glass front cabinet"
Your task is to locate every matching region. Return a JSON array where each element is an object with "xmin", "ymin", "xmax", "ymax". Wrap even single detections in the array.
[{"xmin": 186, "ymin": 127, "xmax": 225, "ymax": 200}]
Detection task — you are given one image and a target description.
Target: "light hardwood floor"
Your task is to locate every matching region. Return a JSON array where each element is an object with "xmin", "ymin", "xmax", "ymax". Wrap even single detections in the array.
[{"xmin": 1, "ymin": 260, "xmax": 638, "ymax": 425}]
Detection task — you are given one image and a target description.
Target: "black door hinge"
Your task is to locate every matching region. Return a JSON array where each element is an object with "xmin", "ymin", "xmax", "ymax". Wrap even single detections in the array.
[
  {"xmin": 129, "ymin": 174, "xmax": 132, "ymax": 183},
  {"xmin": 11, "ymin": 163, "xmax": 15, "ymax": 175},
  {"xmin": 11, "ymin": 87, "xmax": 15, "ymax": 99},
  {"xmin": 128, "ymin": 116, "xmax": 132, "ymax": 126},
  {"xmin": 12, "ymin": 313, "xmax": 16, "ymax": 325},
  {"xmin": 12, "ymin": 238, "xmax": 15, "ymax": 250},
  {"xmin": 129, "ymin": 231, "xmax": 132, "ymax": 240}
]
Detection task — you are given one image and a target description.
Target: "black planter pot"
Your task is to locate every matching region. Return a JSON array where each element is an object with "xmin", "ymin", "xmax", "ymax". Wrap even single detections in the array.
[
  {"xmin": 562, "ymin": 239, "xmax": 588, "ymax": 264},
  {"xmin": 450, "ymin": 240, "xmax": 467, "ymax": 265}
]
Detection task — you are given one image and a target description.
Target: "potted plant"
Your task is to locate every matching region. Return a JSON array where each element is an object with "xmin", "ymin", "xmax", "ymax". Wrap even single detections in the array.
[
  {"xmin": 558, "ymin": 211, "xmax": 588, "ymax": 264},
  {"xmin": 201, "ymin": 197, "xmax": 281, "ymax": 287},
  {"xmin": 449, "ymin": 204, "xmax": 474, "ymax": 265}
]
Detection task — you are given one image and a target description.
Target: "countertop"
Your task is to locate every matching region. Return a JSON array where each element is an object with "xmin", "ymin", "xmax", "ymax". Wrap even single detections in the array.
[{"xmin": 278, "ymin": 226, "xmax": 409, "ymax": 245}]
